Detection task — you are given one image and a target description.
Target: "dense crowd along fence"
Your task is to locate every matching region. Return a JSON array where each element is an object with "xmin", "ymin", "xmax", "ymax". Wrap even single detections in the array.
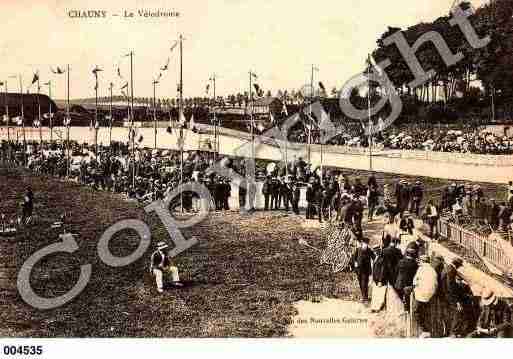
[
  {"xmin": 1, "ymin": 126, "xmax": 512, "ymax": 184},
  {"xmin": 2, "ymin": 125, "xmax": 513, "ymax": 166},
  {"xmin": 438, "ymin": 218, "xmax": 513, "ymax": 275}
]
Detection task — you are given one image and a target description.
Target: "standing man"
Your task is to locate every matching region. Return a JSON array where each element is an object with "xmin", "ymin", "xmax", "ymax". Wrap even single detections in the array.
[
  {"xmin": 281, "ymin": 177, "xmax": 292, "ymax": 211},
  {"xmin": 441, "ymin": 257, "xmax": 464, "ymax": 337},
  {"xmin": 306, "ymin": 180, "xmax": 315, "ymax": 220},
  {"xmin": 262, "ymin": 175, "xmax": 272, "ymax": 211},
  {"xmin": 222, "ymin": 178, "xmax": 231, "ymax": 211},
  {"xmin": 21, "ymin": 187, "xmax": 34, "ymax": 225},
  {"xmin": 424, "ymin": 200, "xmax": 438, "ymax": 239},
  {"xmin": 239, "ymin": 177, "xmax": 247, "ymax": 211},
  {"xmin": 410, "ymin": 181, "xmax": 423, "ymax": 217},
  {"xmin": 351, "ymin": 238, "xmax": 375, "ymax": 303},
  {"xmin": 291, "ymin": 181, "xmax": 301, "ymax": 215},
  {"xmin": 413, "ymin": 255, "xmax": 438, "ymax": 338},
  {"xmin": 394, "ymin": 245, "xmax": 419, "ymax": 310},
  {"xmin": 382, "ymin": 236, "xmax": 403, "ymax": 286}
]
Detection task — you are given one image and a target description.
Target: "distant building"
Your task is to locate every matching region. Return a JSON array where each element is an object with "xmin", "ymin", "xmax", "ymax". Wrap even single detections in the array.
[
  {"xmin": 0, "ymin": 93, "xmax": 59, "ymax": 119},
  {"xmin": 252, "ymin": 97, "xmax": 283, "ymax": 115}
]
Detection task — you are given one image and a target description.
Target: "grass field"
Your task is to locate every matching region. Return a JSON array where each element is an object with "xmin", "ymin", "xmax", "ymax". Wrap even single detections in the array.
[
  {"xmin": 0, "ymin": 166, "xmax": 506, "ymax": 338},
  {"xmin": 0, "ymin": 168, "xmax": 362, "ymax": 337}
]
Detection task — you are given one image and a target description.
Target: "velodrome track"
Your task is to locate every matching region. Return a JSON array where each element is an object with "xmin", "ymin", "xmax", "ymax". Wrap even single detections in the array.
[{"xmin": 4, "ymin": 125, "xmax": 513, "ymax": 184}]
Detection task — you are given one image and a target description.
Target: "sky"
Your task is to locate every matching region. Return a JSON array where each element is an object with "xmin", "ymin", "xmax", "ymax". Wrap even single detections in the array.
[{"xmin": 0, "ymin": 0, "xmax": 489, "ymax": 100}]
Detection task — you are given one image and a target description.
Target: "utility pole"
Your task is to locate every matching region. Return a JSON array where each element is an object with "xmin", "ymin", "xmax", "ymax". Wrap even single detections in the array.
[{"xmin": 46, "ymin": 80, "xmax": 53, "ymax": 143}]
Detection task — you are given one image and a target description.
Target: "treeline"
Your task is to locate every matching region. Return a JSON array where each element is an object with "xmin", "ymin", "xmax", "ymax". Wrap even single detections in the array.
[{"xmin": 367, "ymin": 0, "xmax": 513, "ymax": 123}]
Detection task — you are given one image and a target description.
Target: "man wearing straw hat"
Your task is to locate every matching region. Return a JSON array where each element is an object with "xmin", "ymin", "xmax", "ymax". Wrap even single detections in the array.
[
  {"xmin": 468, "ymin": 287, "xmax": 512, "ymax": 338},
  {"xmin": 412, "ymin": 255, "xmax": 438, "ymax": 338},
  {"xmin": 150, "ymin": 241, "xmax": 182, "ymax": 293}
]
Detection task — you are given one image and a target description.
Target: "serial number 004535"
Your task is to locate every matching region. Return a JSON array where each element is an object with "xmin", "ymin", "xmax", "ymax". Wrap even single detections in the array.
[{"xmin": 2, "ymin": 345, "xmax": 43, "ymax": 356}]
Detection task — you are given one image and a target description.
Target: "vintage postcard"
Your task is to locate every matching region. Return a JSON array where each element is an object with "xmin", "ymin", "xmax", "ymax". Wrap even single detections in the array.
[{"xmin": 1, "ymin": 0, "xmax": 513, "ymax": 355}]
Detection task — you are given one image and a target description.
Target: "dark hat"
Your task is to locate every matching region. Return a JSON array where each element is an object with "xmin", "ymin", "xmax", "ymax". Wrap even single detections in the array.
[{"xmin": 451, "ymin": 257, "xmax": 464, "ymax": 268}]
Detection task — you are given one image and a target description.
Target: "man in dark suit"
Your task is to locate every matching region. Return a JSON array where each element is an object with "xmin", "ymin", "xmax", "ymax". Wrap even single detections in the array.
[
  {"xmin": 351, "ymin": 238, "xmax": 375, "ymax": 303},
  {"xmin": 306, "ymin": 182, "xmax": 315, "ymax": 219},
  {"xmin": 440, "ymin": 257, "xmax": 464, "ymax": 337},
  {"xmin": 239, "ymin": 177, "xmax": 247, "ymax": 211},
  {"xmin": 394, "ymin": 246, "xmax": 419, "ymax": 311},
  {"xmin": 381, "ymin": 236, "xmax": 403, "ymax": 286},
  {"xmin": 291, "ymin": 182, "xmax": 301, "ymax": 215},
  {"xmin": 262, "ymin": 176, "xmax": 272, "ymax": 211}
]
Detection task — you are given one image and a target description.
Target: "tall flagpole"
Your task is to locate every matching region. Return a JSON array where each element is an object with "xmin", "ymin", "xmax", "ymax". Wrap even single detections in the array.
[
  {"xmin": 130, "ymin": 51, "xmax": 136, "ymax": 190},
  {"xmin": 249, "ymin": 71, "xmax": 255, "ymax": 166},
  {"xmin": 66, "ymin": 64, "xmax": 70, "ymax": 178},
  {"xmin": 367, "ymin": 55, "xmax": 373, "ymax": 171},
  {"xmin": 308, "ymin": 65, "xmax": 314, "ymax": 167},
  {"xmin": 47, "ymin": 80, "xmax": 53, "ymax": 143},
  {"xmin": 153, "ymin": 79, "xmax": 158, "ymax": 149},
  {"xmin": 109, "ymin": 82, "xmax": 113, "ymax": 146},
  {"xmin": 179, "ymin": 34, "xmax": 184, "ymax": 213},
  {"xmin": 94, "ymin": 67, "xmax": 99, "ymax": 155},
  {"xmin": 19, "ymin": 75, "xmax": 26, "ymax": 166},
  {"xmin": 211, "ymin": 74, "xmax": 218, "ymax": 162},
  {"xmin": 4, "ymin": 81, "xmax": 9, "ymax": 143},
  {"xmin": 37, "ymin": 76, "xmax": 42, "ymax": 149}
]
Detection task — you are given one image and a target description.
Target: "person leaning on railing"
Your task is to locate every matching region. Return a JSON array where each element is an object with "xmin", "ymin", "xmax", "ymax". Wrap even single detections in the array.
[{"xmin": 467, "ymin": 288, "xmax": 512, "ymax": 338}]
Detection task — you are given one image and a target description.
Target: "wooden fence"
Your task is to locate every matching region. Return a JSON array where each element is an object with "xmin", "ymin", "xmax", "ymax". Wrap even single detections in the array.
[{"xmin": 438, "ymin": 218, "xmax": 513, "ymax": 275}]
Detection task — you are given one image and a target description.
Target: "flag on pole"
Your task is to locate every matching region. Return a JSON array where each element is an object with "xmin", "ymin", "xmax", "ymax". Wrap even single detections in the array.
[
  {"xmin": 51, "ymin": 67, "xmax": 65, "ymax": 74},
  {"xmin": 160, "ymin": 58, "xmax": 170, "ymax": 71},
  {"xmin": 253, "ymin": 84, "xmax": 261, "ymax": 96},
  {"xmin": 188, "ymin": 113, "xmax": 196, "ymax": 130},
  {"xmin": 318, "ymin": 81, "xmax": 326, "ymax": 96},
  {"xmin": 170, "ymin": 41, "xmax": 178, "ymax": 52},
  {"xmin": 120, "ymin": 82, "xmax": 129, "ymax": 91},
  {"xmin": 31, "ymin": 72, "xmax": 39, "ymax": 85},
  {"xmin": 92, "ymin": 66, "xmax": 103, "ymax": 77},
  {"xmin": 282, "ymin": 103, "xmax": 288, "ymax": 116},
  {"xmin": 178, "ymin": 109, "xmax": 186, "ymax": 127}
]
